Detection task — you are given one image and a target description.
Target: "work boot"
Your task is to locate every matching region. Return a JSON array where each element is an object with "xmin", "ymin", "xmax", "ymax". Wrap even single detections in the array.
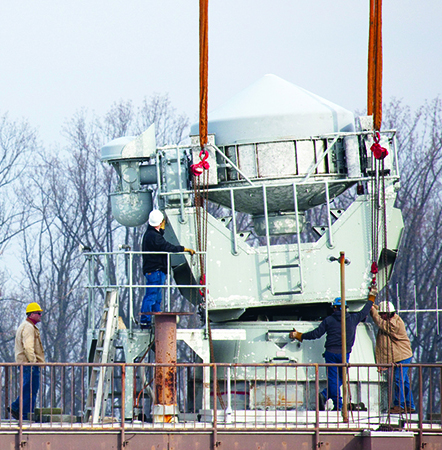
[
  {"xmin": 7, "ymin": 407, "xmax": 19, "ymax": 420},
  {"xmin": 389, "ymin": 405, "xmax": 404, "ymax": 414}
]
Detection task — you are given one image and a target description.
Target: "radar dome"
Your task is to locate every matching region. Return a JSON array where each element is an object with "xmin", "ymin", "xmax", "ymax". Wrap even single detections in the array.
[{"xmin": 190, "ymin": 74, "xmax": 355, "ymax": 146}]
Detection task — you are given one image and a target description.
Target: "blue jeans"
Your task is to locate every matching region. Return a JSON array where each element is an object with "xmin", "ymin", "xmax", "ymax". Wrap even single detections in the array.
[
  {"xmin": 140, "ymin": 271, "xmax": 166, "ymax": 327},
  {"xmin": 11, "ymin": 366, "xmax": 40, "ymax": 419},
  {"xmin": 322, "ymin": 350, "xmax": 350, "ymax": 410},
  {"xmin": 393, "ymin": 357, "xmax": 415, "ymax": 409}
]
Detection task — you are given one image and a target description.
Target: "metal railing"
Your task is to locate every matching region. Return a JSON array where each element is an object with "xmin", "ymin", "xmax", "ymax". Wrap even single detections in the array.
[
  {"xmin": 1, "ymin": 362, "xmax": 440, "ymax": 434},
  {"xmin": 83, "ymin": 250, "xmax": 206, "ymax": 334}
]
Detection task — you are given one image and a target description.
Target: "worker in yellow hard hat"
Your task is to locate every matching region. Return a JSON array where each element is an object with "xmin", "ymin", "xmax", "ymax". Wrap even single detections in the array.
[{"xmin": 8, "ymin": 302, "xmax": 45, "ymax": 420}]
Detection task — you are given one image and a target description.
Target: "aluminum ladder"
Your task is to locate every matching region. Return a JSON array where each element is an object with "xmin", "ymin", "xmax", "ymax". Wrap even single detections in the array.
[{"xmin": 84, "ymin": 289, "xmax": 119, "ymax": 422}]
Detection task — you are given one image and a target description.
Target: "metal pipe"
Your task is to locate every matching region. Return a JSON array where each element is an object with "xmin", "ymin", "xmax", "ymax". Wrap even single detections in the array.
[
  {"xmin": 229, "ymin": 188, "xmax": 238, "ymax": 255},
  {"xmin": 314, "ymin": 364, "xmax": 320, "ymax": 448},
  {"xmin": 293, "ymin": 183, "xmax": 304, "ymax": 292},
  {"xmin": 437, "ymin": 286, "xmax": 440, "ymax": 335},
  {"xmin": 414, "ymin": 285, "xmax": 418, "ymax": 337},
  {"xmin": 263, "ymin": 185, "xmax": 273, "ymax": 294},
  {"xmin": 176, "ymin": 146, "xmax": 187, "ymax": 223},
  {"xmin": 340, "ymin": 251, "xmax": 348, "ymax": 423},
  {"xmin": 121, "ymin": 365, "xmax": 126, "ymax": 449},
  {"xmin": 418, "ymin": 365, "xmax": 423, "ymax": 448},
  {"xmin": 325, "ymin": 181, "xmax": 334, "ymax": 248},
  {"xmin": 129, "ymin": 251, "xmax": 133, "ymax": 333}
]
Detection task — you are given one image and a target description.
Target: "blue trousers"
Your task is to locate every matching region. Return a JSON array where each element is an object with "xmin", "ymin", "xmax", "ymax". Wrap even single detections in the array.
[
  {"xmin": 393, "ymin": 357, "xmax": 415, "ymax": 409},
  {"xmin": 11, "ymin": 366, "xmax": 40, "ymax": 419},
  {"xmin": 322, "ymin": 350, "xmax": 350, "ymax": 410},
  {"xmin": 140, "ymin": 271, "xmax": 166, "ymax": 326}
]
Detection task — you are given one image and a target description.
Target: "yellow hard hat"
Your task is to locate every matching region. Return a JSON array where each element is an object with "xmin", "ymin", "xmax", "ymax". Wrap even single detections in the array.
[{"xmin": 26, "ymin": 302, "xmax": 43, "ymax": 314}]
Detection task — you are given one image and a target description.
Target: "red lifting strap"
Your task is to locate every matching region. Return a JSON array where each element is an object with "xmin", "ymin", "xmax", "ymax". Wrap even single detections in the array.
[
  {"xmin": 371, "ymin": 261, "xmax": 378, "ymax": 284},
  {"xmin": 370, "ymin": 132, "xmax": 388, "ymax": 160},
  {"xmin": 199, "ymin": 273, "xmax": 206, "ymax": 297}
]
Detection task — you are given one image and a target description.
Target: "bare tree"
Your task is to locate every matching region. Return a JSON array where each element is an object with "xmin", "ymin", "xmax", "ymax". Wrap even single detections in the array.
[
  {"xmin": 0, "ymin": 113, "xmax": 37, "ymax": 250},
  {"xmin": 383, "ymin": 97, "xmax": 442, "ymax": 413},
  {"xmin": 12, "ymin": 95, "xmax": 190, "ymax": 364},
  {"xmin": 0, "ymin": 114, "xmax": 38, "ymax": 362}
]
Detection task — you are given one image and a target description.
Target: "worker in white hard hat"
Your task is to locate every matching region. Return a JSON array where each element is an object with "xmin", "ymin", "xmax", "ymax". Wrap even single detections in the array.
[
  {"xmin": 140, "ymin": 210, "xmax": 195, "ymax": 329},
  {"xmin": 370, "ymin": 300, "xmax": 415, "ymax": 414},
  {"xmin": 8, "ymin": 302, "xmax": 45, "ymax": 420}
]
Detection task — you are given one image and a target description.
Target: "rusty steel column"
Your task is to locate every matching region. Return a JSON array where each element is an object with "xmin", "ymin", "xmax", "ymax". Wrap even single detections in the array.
[{"xmin": 152, "ymin": 312, "xmax": 190, "ymax": 423}]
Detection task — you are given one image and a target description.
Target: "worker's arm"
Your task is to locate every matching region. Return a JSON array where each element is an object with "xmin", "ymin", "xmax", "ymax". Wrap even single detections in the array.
[
  {"xmin": 299, "ymin": 319, "xmax": 328, "ymax": 342},
  {"xmin": 184, "ymin": 247, "xmax": 196, "ymax": 255},
  {"xmin": 371, "ymin": 308, "xmax": 401, "ymax": 335}
]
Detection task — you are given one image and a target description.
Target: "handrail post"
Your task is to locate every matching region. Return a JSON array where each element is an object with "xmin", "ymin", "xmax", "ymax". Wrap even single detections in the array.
[
  {"xmin": 315, "ymin": 364, "xmax": 321, "ymax": 447},
  {"xmin": 340, "ymin": 251, "xmax": 348, "ymax": 423},
  {"xmin": 121, "ymin": 364, "xmax": 126, "ymax": 449},
  {"xmin": 129, "ymin": 251, "xmax": 133, "ymax": 334}
]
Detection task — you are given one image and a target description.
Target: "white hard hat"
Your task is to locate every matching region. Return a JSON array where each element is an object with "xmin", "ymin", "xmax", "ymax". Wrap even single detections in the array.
[
  {"xmin": 379, "ymin": 301, "xmax": 396, "ymax": 313},
  {"xmin": 148, "ymin": 210, "xmax": 164, "ymax": 227}
]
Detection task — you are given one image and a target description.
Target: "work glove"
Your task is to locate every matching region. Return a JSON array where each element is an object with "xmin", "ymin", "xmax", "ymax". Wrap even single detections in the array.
[
  {"xmin": 368, "ymin": 285, "xmax": 378, "ymax": 302},
  {"xmin": 185, "ymin": 247, "xmax": 196, "ymax": 256},
  {"xmin": 289, "ymin": 329, "xmax": 303, "ymax": 342}
]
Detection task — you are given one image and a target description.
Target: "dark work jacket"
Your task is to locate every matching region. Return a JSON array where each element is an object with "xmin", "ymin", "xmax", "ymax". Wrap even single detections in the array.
[
  {"xmin": 302, "ymin": 300, "xmax": 373, "ymax": 354},
  {"xmin": 142, "ymin": 225, "xmax": 184, "ymax": 275}
]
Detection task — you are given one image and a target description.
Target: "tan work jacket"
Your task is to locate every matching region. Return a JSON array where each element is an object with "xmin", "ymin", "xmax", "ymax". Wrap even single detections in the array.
[
  {"xmin": 371, "ymin": 309, "xmax": 412, "ymax": 364},
  {"xmin": 15, "ymin": 318, "xmax": 45, "ymax": 363}
]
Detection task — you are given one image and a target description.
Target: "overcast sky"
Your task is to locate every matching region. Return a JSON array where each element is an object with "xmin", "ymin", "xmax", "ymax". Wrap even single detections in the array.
[{"xmin": 1, "ymin": 0, "xmax": 440, "ymax": 145}]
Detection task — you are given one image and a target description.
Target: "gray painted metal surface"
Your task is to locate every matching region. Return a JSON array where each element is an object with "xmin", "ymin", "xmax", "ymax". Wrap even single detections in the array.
[{"xmin": 88, "ymin": 75, "xmax": 419, "ymax": 444}]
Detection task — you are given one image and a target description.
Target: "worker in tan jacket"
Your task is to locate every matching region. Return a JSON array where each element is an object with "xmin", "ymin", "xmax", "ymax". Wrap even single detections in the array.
[
  {"xmin": 371, "ymin": 301, "xmax": 415, "ymax": 414},
  {"xmin": 9, "ymin": 302, "xmax": 45, "ymax": 420}
]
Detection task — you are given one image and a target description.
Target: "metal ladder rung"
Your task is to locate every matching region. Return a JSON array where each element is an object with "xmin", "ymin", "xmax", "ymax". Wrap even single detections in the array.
[
  {"xmin": 271, "ymin": 263, "xmax": 299, "ymax": 269},
  {"xmin": 273, "ymin": 289, "xmax": 302, "ymax": 296}
]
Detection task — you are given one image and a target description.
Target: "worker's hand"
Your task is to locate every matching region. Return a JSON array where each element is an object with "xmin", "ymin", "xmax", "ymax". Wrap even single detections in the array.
[
  {"xmin": 369, "ymin": 303, "xmax": 378, "ymax": 316},
  {"xmin": 289, "ymin": 328, "xmax": 303, "ymax": 342},
  {"xmin": 185, "ymin": 247, "xmax": 196, "ymax": 256},
  {"xmin": 368, "ymin": 285, "xmax": 378, "ymax": 302}
]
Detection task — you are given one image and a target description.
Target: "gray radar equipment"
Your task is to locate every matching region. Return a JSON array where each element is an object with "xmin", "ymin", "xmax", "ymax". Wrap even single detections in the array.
[{"xmin": 101, "ymin": 124, "xmax": 157, "ymax": 227}]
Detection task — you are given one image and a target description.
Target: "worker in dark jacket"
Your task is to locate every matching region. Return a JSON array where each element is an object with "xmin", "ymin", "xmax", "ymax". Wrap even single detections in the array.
[
  {"xmin": 140, "ymin": 210, "xmax": 195, "ymax": 329},
  {"xmin": 290, "ymin": 286, "xmax": 377, "ymax": 410}
]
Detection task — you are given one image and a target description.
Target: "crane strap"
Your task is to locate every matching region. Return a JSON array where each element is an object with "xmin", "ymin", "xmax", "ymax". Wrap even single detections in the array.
[
  {"xmin": 199, "ymin": 0, "xmax": 209, "ymax": 151},
  {"xmin": 195, "ymin": 0, "xmax": 225, "ymax": 411},
  {"xmin": 367, "ymin": 0, "xmax": 383, "ymax": 131}
]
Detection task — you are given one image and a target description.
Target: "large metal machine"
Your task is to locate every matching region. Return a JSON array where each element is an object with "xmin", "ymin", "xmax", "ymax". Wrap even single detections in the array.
[{"xmin": 91, "ymin": 74, "xmax": 403, "ymax": 418}]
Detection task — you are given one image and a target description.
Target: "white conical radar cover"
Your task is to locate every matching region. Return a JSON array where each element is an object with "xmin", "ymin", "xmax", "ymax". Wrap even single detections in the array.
[{"xmin": 190, "ymin": 74, "xmax": 355, "ymax": 146}]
